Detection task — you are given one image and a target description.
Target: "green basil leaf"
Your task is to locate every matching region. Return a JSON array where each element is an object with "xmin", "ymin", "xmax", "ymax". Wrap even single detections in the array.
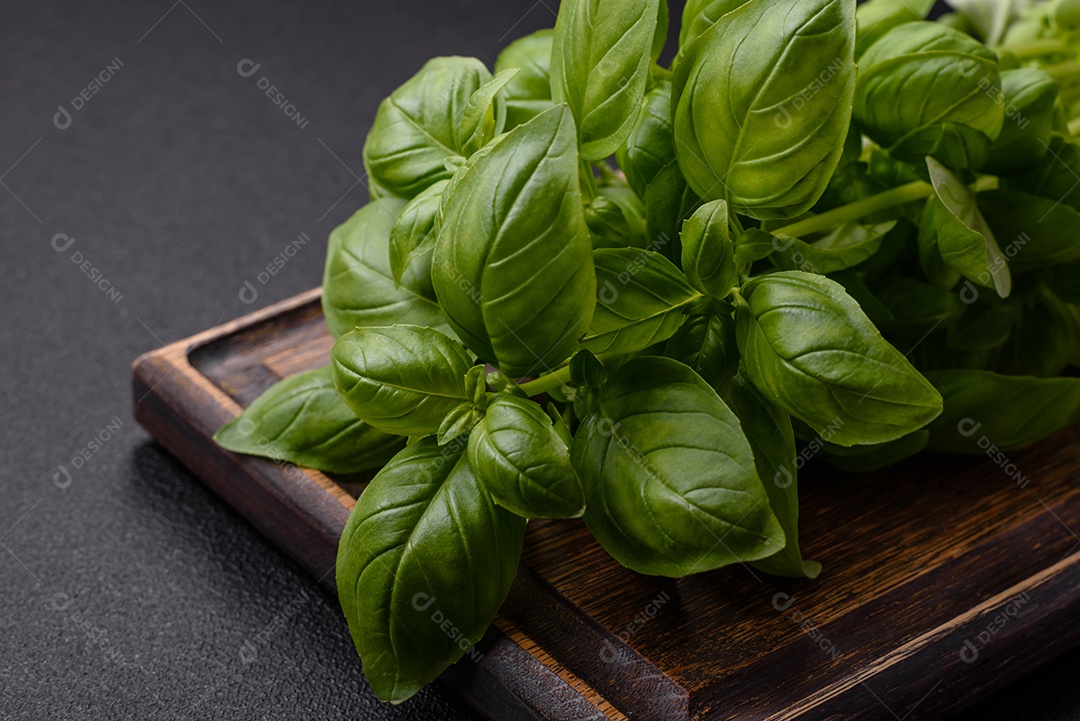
[
  {"xmin": 585, "ymin": 186, "xmax": 649, "ymax": 249},
  {"xmin": 337, "ymin": 438, "xmax": 524, "ymax": 703},
  {"xmin": 214, "ymin": 367, "xmax": 404, "ymax": 474},
  {"xmin": 664, "ymin": 309, "xmax": 738, "ymax": 391},
  {"xmin": 389, "ymin": 179, "xmax": 449, "ymax": 284},
  {"xmin": 495, "ymin": 29, "xmax": 556, "ymax": 130},
  {"xmin": 1047, "ymin": 261, "xmax": 1080, "ymax": 304},
  {"xmin": 651, "ymin": 0, "xmax": 669, "ymax": 63},
  {"xmin": 873, "ymin": 276, "xmax": 966, "ymax": 338},
  {"xmin": 854, "ymin": 0, "xmax": 936, "ymax": 58},
  {"xmin": 677, "ymin": 0, "xmax": 751, "ymax": 54},
  {"xmin": 458, "ymin": 69, "xmax": 517, "ymax": 157},
  {"xmin": 922, "ymin": 158, "xmax": 1011, "ymax": 297},
  {"xmin": 1008, "ymin": 136, "xmax": 1080, "ymax": 212},
  {"xmin": 728, "ymin": 372, "xmax": 821, "ymax": 579},
  {"xmin": 998, "ymin": 289, "xmax": 1080, "ymax": 378},
  {"xmin": 582, "ymin": 248, "xmax": 700, "ymax": 354},
  {"xmin": 331, "ymin": 325, "xmax": 473, "ymax": 436},
  {"xmin": 771, "ymin": 222, "xmax": 895, "ymax": 275},
  {"xmin": 573, "ymin": 356, "xmax": 785, "ymax": 576},
  {"xmin": 978, "ymin": 189, "xmax": 1080, "ymax": 272},
  {"xmin": 855, "ymin": 23, "xmax": 1004, "ymax": 165},
  {"xmin": 984, "ymin": 68, "xmax": 1059, "ymax": 175},
  {"xmin": 672, "ymin": 0, "xmax": 856, "ymax": 219},
  {"xmin": 680, "ymin": 199, "xmax": 737, "ymax": 299},
  {"xmin": 432, "ymin": 105, "xmax": 595, "ymax": 376},
  {"xmin": 437, "ymin": 401, "xmax": 484, "ymax": 446},
  {"xmin": 925, "ymin": 370, "xmax": 1080, "ymax": 453},
  {"xmin": 818, "ymin": 430, "xmax": 929, "ymax": 473},
  {"xmin": 948, "ymin": 0, "xmax": 1027, "ymax": 45},
  {"xmin": 947, "ymin": 296, "xmax": 1022, "ymax": 352},
  {"xmin": 468, "ymin": 394, "xmax": 584, "ymax": 519},
  {"xmin": 551, "ymin": 0, "xmax": 661, "ymax": 160},
  {"xmin": 736, "ymin": 271, "xmax": 943, "ymax": 446},
  {"xmin": 322, "ymin": 200, "xmax": 447, "ymax": 339},
  {"xmin": 363, "ymin": 57, "xmax": 495, "ymax": 198}
]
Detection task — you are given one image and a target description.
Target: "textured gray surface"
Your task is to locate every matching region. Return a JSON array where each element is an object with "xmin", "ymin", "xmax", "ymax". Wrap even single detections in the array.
[{"xmin": 0, "ymin": 0, "xmax": 1077, "ymax": 719}]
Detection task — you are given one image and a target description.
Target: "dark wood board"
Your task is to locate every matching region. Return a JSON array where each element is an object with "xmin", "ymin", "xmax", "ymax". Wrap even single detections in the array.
[{"xmin": 131, "ymin": 288, "xmax": 1080, "ymax": 721}]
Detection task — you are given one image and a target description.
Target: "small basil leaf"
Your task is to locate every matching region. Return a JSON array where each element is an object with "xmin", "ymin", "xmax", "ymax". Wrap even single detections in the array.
[
  {"xmin": 947, "ymin": 297, "xmax": 1022, "ymax": 352},
  {"xmin": 437, "ymin": 401, "xmax": 484, "ymax": 446},
  {"xmin": 458, "ymin": 69, "xmax": 517, "ymax": 157},
  {"xmin": 854, "ymin": 0, "xmax": 936, "ymax": 58},
  {"xmin": 984, "ymin": 68, "xmax": 1059, "ymax": 175},
  {"xmin": 664, "ymin": 310, "xmax": 738, "ymax": 391},
  {"xmin": 582, "ymin": 248, "xmax": 700, "ymax": 354},
  {"xmin": 363, "ymin": 57, "xmax": 495, "ymax": 198},
  {"xmin": 389, "ymin": 179, "xmax": 449, "ymax": 284},
  {"xmin": 433, "ymin": 105, "xmax": 595, "ymax": 376},
  {"xmin": 1008, "ymin": 136, "xmax": 1080, "ymax": 212},
  {"xmin": 855, "ymin": 23, "xmax": 1004, "ymax": 165},
  {"xmin": 322, "ymin": 200, "xmax": 447, "ymax": 339},
  {"xmin": 978, "ymin": 189, "xmax": 1080, "ymax": 272},
  {"xmin": 672, "ymin": 0, "xmax": 856, "ymax": 219},
  {"xmin": 468, "ymin": 394, "xmax": 585, "ymax": 519},
  {"xmin": 736, "ymin": 271, "xmax": 943, "ymax": 446},
  {"xmin": 585, "ymin": 188, "xmax": 649, "ymax": 249},
  {"xmin": 569, "ymin": 349, "xmax": 608, "ymax": 390},
  {"xmin": 819, "ymin": 431, "xmax": 929, "ymax": 473},
  {"xmin": 337, "ymin": 439, "xmax": 524, "ymax": 703},
  {"xmin": 925, "ymin": 370, "xmax": 1080, "ymax": 453},
  {"xmin": 728, "ymin": 372, "xmax": 821, "ymax": 579},
  {"xmin": 770, "ymin": 222, "xmax": 895, "ymax": 275},
  {"xmin": 573, "ymin": 356, "xmax": 785, "ymax": 576},
  {"xmin": 551, "ymin": 0, "xmax": 661, "ymax": 160},
  {"xmin": 213, "ymin": 367, "xmax": 404, "ymax": 474},
  {"xmin": 495, "ymin": 29, "xmax": 556, "ymax": 130},
  {"xmin": 617, "ymin": 80, "xmax": 676, "ymax": 197},
  {"xmin": 331, "ymin": 325, "xmax": 473, "ymax": 436},
  {"xmin": 680, "ymin": 199, "xmax": 737, "ymax": 299},
  {"xmin": 734, "ymin": 228, "xmax": 779, "ymax": 264},
  {"xmin": 873, "ymin": 277, "xmax": 967, "ymax": 339}
]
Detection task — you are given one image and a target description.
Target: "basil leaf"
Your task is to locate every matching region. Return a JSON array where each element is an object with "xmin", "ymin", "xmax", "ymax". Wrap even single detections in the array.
[
  {"xmin": 389, "ymin": 179, "xmax": 448, "ymax": 285},
  {"xmin": 585, "ymin": 186, "xmax": 649, "ymax": 249},
  {"xmin": 873, "ymin": 277, "xmax": 967, "ymax": 338},
  {"xmin": 664, "ymin": 309, "xmax": 738, "ymax": 391},
  {"xmin": 495, "ymin": 30, "xmax": 556, "ymax": 130},
  {"xmin": 363, "ymin": 57, "xmax": 495, "ymax": 198},
  {"xmin": 998, "ymin": 289, "xmax": 1080, "ymax": 378},
  {"xmin": 770, "ymin": 222, "xmax": 895, "ymax": 275},
  {"xmin": 922, "ymin": 158, "xmax": 1011, "ymax": 297},
  {"xmin": 925, "ymin": 370, "xmax": 1080, "ymax": 453},
  {"xmin": 984, "ymin": 68, "xmax": 1059, "ymax": 176},
  {"xmin": 573, "ymin": 356, "xmax": 785, "ymax": 576},
  {"xmin": 432, "ymin": 105, "xmax": 595, "ymax": 376},
  {"xmin": 678, "ymin": 0, "xmax": 751, "ymax": 52},
  {"xmin": 331, "ymin": 325, "xmax": 473, "ymax": 436},
  {"xmin": 651, "ymin": 0, "xmax": 669, "ymax": 63},
  {"xmin": 819, "ymin": 431, "xmax": 929, "ymax": 473},
  {"xmin": 337, "ymin": 439, "xmax": 524, "ymax": 703},
  {"xmin": 214, "ymin": 367, "xmax": 404, "ymax": 474},
  {"xmin": 736, "ymin": 271, "xmax": 943, "ymax": 446},
  {"xmin": 551, "ymin": 0, "xmax": 660, "ymax": 160},
  {"xmin": 322, "ymin": 200, "xmax": 447, "ymax": 339},
  {"xmin": 947, "ymin": 297, "xmax": 1021, "ymax": 352},
  {"xmin": 1008, "ymin": 136, "xmax": 1080, "ymax": 213},
  {"xmin": 978, "ymin": 189, "xmax": 1080, "ymax": 272},
  {"xmin": 728, "ymin": 372, "xmax": 821, "ymax": 579},
  {"xmin": 468, "ymin": 394, "xmax": 585, "ymax": 519},
  {"xmin": 457, "ymin": 69, "xmax": 516, "ymax": 157},
  {"xmin": 854, "ymin": 0, "xmax": 936, "ymax": 58},
  {"xmin": 582, "ymin": 248, "xmax": 700, "ymax": 355},
  {"xmin": 672, "ymin": 0, "xmax": 856, "ymax": 219},
  {"xmin": 855, "ymin": 23, "xmax": 1004, "ymax": 166},
  {"xmin": 680, "ymin": 199, "xmax": 737, "ymax": 299}
]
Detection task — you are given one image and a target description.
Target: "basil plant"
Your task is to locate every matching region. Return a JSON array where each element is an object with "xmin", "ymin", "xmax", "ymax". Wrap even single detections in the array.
[{"xmin": 216, "ymin": 0, "xmax": 1080, "ymax": 703}]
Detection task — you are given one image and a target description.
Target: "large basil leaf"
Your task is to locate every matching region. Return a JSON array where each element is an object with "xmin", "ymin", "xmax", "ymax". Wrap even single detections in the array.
[
  {"xmin": 736, "ymin": 271, "xmax": 943, "ymax": 446},
  {"xmin": 322, "ymin": 200, "xmax": 446, "ymax": 339},
  {"xmin": 978, "ymin": 190, "xmax": 1080, "ymax": 272},
  {"xmin": 389, "ymin": 179, "xmax": 448, "ymax": 284},
  {"xmin": 582, "ymin": 248, "xmax": 700, "ymax": 354},
  {"xmin": 573, "ymin": 356, "xmax": 785, "ymax": 576},
  {"xmin": 432, "ymin": 105, "xmax": 595, "ymax": 376},
  {"xmin": 680, "ymin": 199, "xmax": 737, "ymax": 299},
  {"xmin": 363, "ymin": 57, "xmax": 502, "ymax": 198},
  {"xmin": 468, "ymin": 394, "xmax": 584, "ymax": 519},
  {"xmin": 925, "ymin": 370, "xmax": 1080, "ymax": 453},
  {"xmin": 984, "ymin": 68, "xmax": 1059, "ymax": 176},
  {"xmin": 678, "ymin": 0, "xmax": 751, "ymax": 53},
  {"xmin": 214, "ymin": 367, "xmax": 404, "ymax": 474},
  {"xmin": 664, "ymin": 309, "xmax": 738, "ymax": 391},
  {"xmin": 551, "ymin": 0, "xmax": 660, "ymax": 160},
  {"xmin": 854, "ymin": 0, "xmax": 936, "ymax": 58},
  {"xmin": 331, "ymin": 325, "xmax": 473, "ymax": 436},
  {"xmin": 672, "ymin": 0, "xmax": 856, "ymax": 220},
  {"xmin": 728, "ymin": 372, "xmax": 821, "ymax": 579},
  {"xmin": 337, "ymin": 439, "xmax": 524, "ymax": 703},
  {"xmin": 494, "ymin": 30, "xmax": 555, "ymax": 130},
  {"xmin": 770, "ymin": 222, "xmax": 895, "ymax": 276}
]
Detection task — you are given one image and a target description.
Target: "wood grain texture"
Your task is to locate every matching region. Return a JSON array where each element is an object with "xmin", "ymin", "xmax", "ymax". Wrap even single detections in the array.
[{"xmin": 131, "ymin": 289, "xmax": 1080, "ymax": 721}]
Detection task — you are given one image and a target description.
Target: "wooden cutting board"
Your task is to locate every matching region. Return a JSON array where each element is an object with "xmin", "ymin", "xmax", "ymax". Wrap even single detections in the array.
[{"xmin": 131, "ymin": 288, "xmax": 1080, "ymax": 721}]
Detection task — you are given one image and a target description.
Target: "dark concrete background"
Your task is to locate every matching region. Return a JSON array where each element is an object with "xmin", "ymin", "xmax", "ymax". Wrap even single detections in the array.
[{"xmin": 1, "ymin": 0, "xmax": 1077, "ymax": 718}]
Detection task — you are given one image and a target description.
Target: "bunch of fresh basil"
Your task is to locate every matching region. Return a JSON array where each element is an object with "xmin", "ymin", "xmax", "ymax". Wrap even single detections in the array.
[{"xmin": 214, "ymin": 0, "xmax": 1080, "ymax": 702}]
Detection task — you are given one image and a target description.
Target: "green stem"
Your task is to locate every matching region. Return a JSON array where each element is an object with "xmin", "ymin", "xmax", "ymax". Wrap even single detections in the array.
[
  {"xmin": 1000, "ymin": 38, "xmax": 1070, "ymax": 59},
  {"xmin": 518, "ymin": 365, "xmax": 574, "ymax": 397},
  {"xmin": 1041, "ymin": 60, "xmax": 1080, "ymax": 83},
  {"xmin": 772, "ymin": 181, "xmax": 933, "ymax": 238}
]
